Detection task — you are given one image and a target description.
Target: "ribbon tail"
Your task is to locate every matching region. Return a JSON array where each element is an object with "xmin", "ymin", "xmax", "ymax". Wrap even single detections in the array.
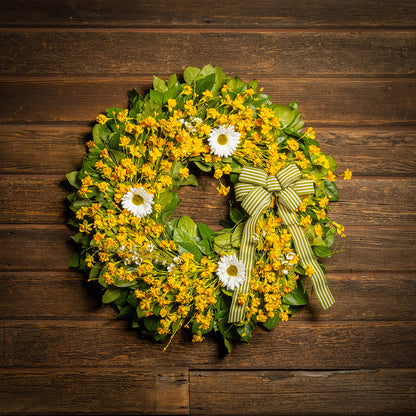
[
  {"xmin": 278, "ymin": 204, "xmax": 335, "ymax": 310},
  {"xmin": 228, "ymin": 199, "xmax": 270, "ymax": 323}
]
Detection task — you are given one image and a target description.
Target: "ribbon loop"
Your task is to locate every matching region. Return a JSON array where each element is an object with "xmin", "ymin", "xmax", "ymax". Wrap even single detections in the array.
[
  {"xmin": 228, "ymin": 163, "xmax": 334, "ymax": 323},
  {"xmin": 278, "ymin": 187, "xmax": 302, "ymax": 212}
]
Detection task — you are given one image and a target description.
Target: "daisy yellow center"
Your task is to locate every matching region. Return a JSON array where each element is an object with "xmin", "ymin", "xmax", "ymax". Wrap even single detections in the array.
[
  {"xmin": 226, "ymin": 265, "xmax": 238, "ymax": 277},
  {"xmin": 217, "ymin": 134, "xmax": 228, "ymax": 145},
  {"xmin": 132, "ymin": 194, "xmax": 144, "ymax": 206}
]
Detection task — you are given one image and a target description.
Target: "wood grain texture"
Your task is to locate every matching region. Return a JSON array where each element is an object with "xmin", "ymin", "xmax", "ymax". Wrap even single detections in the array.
[
  {"xmin": 190, "ymin": 369, "xmax": 416, "ymax": 415},
  {"xmin": 1, "ymin": 31, "xmax": 415, "ymax": 77},
  {"xmin": 0, "ymin": 368, "xmax": 189, "ymax": 415},
  {"xmin": 0, "ymin": 271, "xmax": 414, "ymax": 321},
  {"xmin": 1, "ymin": 0, "xmax": 415, "ymax": 29},
  {"xmin": 2, "ymin": 320, "xmax": 415, "ymax": 370},
  {"xmin": 0, "ymin": 224, "xmax": 415, "ymax": 272},
  {"xmin": 0, "ymin": 4, "xmax": 415, "ymax": 415},
  {"xmin": 1, "ymin": 125, "xmax": 416, "ymax": 176},
  {"xmin": 1, "ymin": 78, "xmax": 414, "ymax": 125},
  {"xmin": 1, "ymin": 175, "xmax": 415, "ymax": 226}
]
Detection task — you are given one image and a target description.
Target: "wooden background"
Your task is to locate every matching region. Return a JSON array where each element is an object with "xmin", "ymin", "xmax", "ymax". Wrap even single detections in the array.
[{"xmin": 1, "ymin": 1, "xmax": 415, "ymax": 414}]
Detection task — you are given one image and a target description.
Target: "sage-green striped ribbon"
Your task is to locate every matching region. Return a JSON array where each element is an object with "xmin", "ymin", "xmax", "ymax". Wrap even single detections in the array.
[{"xmin": 228, "ymin": 164, "xmax": 334, "ymax": 323}]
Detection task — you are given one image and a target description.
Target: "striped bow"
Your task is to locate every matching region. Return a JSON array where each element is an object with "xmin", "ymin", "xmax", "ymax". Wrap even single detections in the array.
[{"xmin": 228, "ymin": 164, "xmax": 334, "ymax": 323}]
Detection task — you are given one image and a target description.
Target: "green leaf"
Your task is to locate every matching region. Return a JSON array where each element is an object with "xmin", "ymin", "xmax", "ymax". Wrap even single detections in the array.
[
  {"xmin": 167, "ymin": 73, "xmax": 178, "ymax": 89},
  {"xmin": 283, "ymin": 281, "xmax": 309, "ymax": 306},
  {"xmin": 108, "ymin": 149, "xmax": 126, "ymax": 165},
  {"xmin": 201, "ymin": 64, "xmax": 215, "ymax": 76},
  {"xmin": 92, "ymin": 124, "xmax": 105, "ymax": 148},
  {"xmin": 324, "ymin": 179, "xmax": 339, "ymax": 202},
  {"xmin": 313, "ymin": 246, "xmax": 332, "ymax": 258},
  {"xmin": 229, "ymin": 207, "xmax": 244, "ymax": 224},
  {"xmin": 235, "ymin": 319, "xmax": 256, "ymax": 342},
  {"xmin": 89, "ymin": 263, "xmax": 102, "ymax": 280},
  {"xmin": 144, "ymin": 316, "xmax": 160, "ymax": 332},
  {"xmin": 173, "ymin": 174, "xmax": 198, "ymax": 187},
  {"xmin": 149, "ymin": 89, "xmax": 163, "ymax": 106},
  {"xmin": 156, "ymin": 190, "xmax": 179, "ymax": 221},
  {"xmin": 214, "ymin": 233, "xmax": 233, "ymax": 249},
  {"xmin": 173, "ymin": 228, "xmax": 193, "ymax": 244},
  {"xmin": 198, "ymin": 223, "xmax": 215, "ymax": 241},
  {"xmin": 69, "ymin": 251, "xmax": 80, "ymax": 268},
  {"xmin": 183, "ymin": 67, "xmax": 201, "ymax": 84},
  {"xmin": 223, "ymin": 337, "xmax": 233, "ymax": 353},
  {"xmin": 177, "ymin": 215, "xmax": 198, "ymax": 238},
  {"xmin": 231, "ymin": 223, "xmax": 244, "ymax": 248},
  {"xmin": 325, "ymin": 227, "xmax": 336, "ymax": 247},
  {"xmin": 194, "ymin": 161, "xmax": 212, "ymax": 172},
  {"xmin": 177, "ymin": 241, "xmax": 203, "ymax": 262},
  {"xmin": 102, "ymin": 287, "xmax": 121, "ymax": 304},
  {"xmin": 195, "ymin": 73, "xmax": 216, "ymax": 95},
  {"xmin": 66, "ymin": 171, "xmax": 79, "ymax": 188},
  {"xmin": 153, "ymin": 75, "xmax": 168, "ymax": 93},
  {"xmin": 262, "ymin": 314, "xmax": 281, "ymax": 330},
  {"xmin": 197, "ymin": 239, "xmax": 211, "ymax": 254},
  {"xmin": 212, "ymin": 66, "xmax": 227, "ymax": 94}
]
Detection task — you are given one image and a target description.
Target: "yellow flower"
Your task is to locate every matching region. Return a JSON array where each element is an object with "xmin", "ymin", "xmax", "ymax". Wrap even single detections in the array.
[
  {"xmin": 119, "ymin": 135, "xmax": 130, "ymax": 147},
  {"xmin": 182, "ymin": 85, "xmax": 192, "ymax": 95},
  {"xmin": 214, "ymin": 169, "xmax": 223, "ymax": 179},
  {"xmin": 192, "ymin": 333, "xmax": 204, "ymax": 343},
  {"xmin": 222, "ymin": 165, "xmax": 232, "ymax": 175},
  {"xmin": 343, "ymin": 169, "xmax": 352, "ymax": 180},
  {"xmin": 305, "ymin": 264, "xmax": 315, "ymax": 276},
  {"xmin": 167, "ymin": 98, "xmax": 177, "ymax": 112},
  {"xmin": 305, "ymin": 127, "xmax": 316, "ymax": 139},
  {"xmin": 308, "ymin": 144, "xmax": 320, "ymax": 154},
  {"xmin": 326, "ymin": 171, "xmax": 336, "ymax": 181},
  {"xmin": 299, "ymin": 215, "xmax": 312, "ymax": 228},
  {"xmin": 319, "ymin": 196, "xmax": 329, "ymax": 208},
  {"xmin": 217, "ymin": 185, "xmax": 230, "ymax": 196},
  {"xmin": 202, "ymin": 90, "xmax": 213, "ymax": 100},
  {"xmin": 314, "ymin": 224, "xmax": 323, "ymax": 237},
  {"xmin": 179, "ymin": 167, "xmax": 189, "ymax": 178},
  {"xmin": 287, "ymin": 138, "xmax": 299, "ymax": 151},
  {"xmin": 96, "ymin": 114, "xmax": 110, "ymax": 125}
]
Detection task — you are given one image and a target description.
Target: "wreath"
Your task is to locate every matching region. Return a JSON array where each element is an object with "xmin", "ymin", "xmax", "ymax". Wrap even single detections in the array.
[{"xmin": 67, "ymin": 65, "xmax": 351, "ymax": 352}]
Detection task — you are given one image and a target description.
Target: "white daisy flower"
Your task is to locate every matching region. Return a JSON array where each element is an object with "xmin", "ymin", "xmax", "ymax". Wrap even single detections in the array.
[
  {"xmin": 207, "ymin": 125, "xmax": 240, "ymax": 158},
  {"xmin": 167, "ymin": 263, "xmax": 176, "ymax": 272},
  {"xmin": 216, "ymin": 254, "xmax": 246, "ymax": 291},
  {"xmin": 121, "ymin": 187, "xmax": 154, "ymax": 218}
]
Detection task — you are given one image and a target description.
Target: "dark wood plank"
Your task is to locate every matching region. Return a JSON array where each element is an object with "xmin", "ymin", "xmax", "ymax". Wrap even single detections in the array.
[
  {"xmin": 1, "ymin": 0, "xmax": 415, "ymax": 28},
  {"xmin": 190, "ymin": 369, "xmax": 416, "ymax": 415},
  {"xmin": 1, "ymin": 31, "xmax": 415, "ymax": 77},
  {"xmin": 0, "ymin": 78, "xmax": 415, "ymax": 125},
  {"xmin": 1, "ymin": 175, "xmax": 415, "ymax": 226},
  {"xmin": 0, "ymin": 224, "xmax": 414, "ymax": 272},
  {"xmin": 0, "ymin": 271, "xmax": 110, "ymax": 320},
  {"xmin": 1, "ymin": 126, "xmax": 415, "ymax": 176},
  {"xmin": 2, "ymin": 320, "xmax": 415, "ymax": 369},
  {"xmin": 0, "ymin": 368, "xmax": 189, "ymax": 415},
  {"xmin": 0, "ymin": 271, "xmax": 414, "ymax": 321}
]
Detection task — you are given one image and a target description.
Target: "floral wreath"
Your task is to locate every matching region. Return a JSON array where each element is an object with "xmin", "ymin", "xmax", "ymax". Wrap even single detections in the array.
[{"xmin": 67, "ymin": 65, "xmax": 351, "ymax": 352}]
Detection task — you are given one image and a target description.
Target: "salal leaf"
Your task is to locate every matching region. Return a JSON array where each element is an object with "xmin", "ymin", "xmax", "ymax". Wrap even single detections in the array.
[
  {"xmin": 324, "ymin": 179, "xmax": 339, "ymax": 202},
  {"xmin": 102, "ymin": 287, "xmax": 121, "ymax": 304},
  {"xmin": 177, "ymin": 215, "xmax": 198, "ymax": 238},
  {"xmin": 183, "ymin": 67, "xmax": 201, "ymax": 84},
  {"xmin": 153, "ymin": 75, "xmax": 168, "ymax": 93}
]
